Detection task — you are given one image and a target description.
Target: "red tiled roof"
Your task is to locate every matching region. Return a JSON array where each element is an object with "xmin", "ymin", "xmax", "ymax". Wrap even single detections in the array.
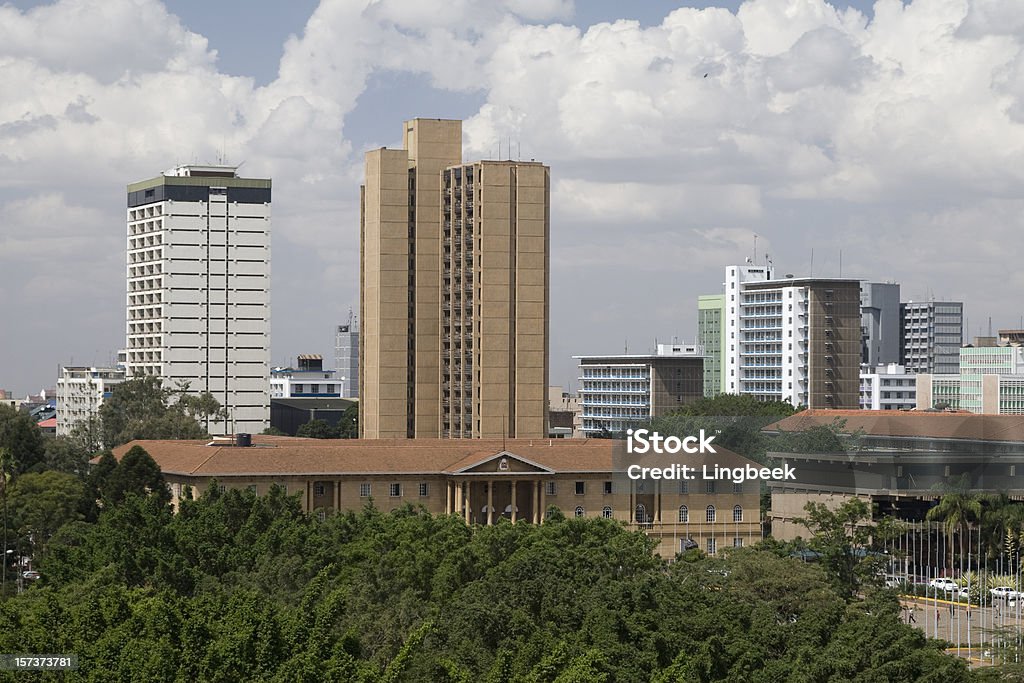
[
  {"xmin": 108, "ymin": 436, "xmax": 756, "ymax": 477},
  {"xmin": 765, "ymin": 409, "xmax": 1024, "ymax": 442}
]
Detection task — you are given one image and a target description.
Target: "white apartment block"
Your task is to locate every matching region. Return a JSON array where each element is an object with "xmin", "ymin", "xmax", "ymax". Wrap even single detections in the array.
[
  {"xmin": 859, "ymin": 364, "xmax": 916, "ymax": 411},
  {"xmin": 125, "ymin": 165, "xmax": 271, "ymax": 434},
  {"xmin": 722, "ymin": 265, "xmax": 861, "ymax": 409},
  {"xmin": 56, "ymin": 366, "xmax": 125, "ymax": 436}
]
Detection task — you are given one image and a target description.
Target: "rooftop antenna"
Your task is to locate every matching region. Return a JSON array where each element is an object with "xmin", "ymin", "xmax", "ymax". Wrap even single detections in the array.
[
  {"xmin": 753, "ymin": 233, "xmax": 758, "ymax": 264},
  {"xmin": 810, "ymin": 248, "xmax": 814, "ymax": 277},
  {"xmin": 839, "ymin": 249, "xmax": 843, "ymax": 278}
]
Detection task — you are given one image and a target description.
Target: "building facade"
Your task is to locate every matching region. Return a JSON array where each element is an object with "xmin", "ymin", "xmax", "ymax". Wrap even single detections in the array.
[
  {"xmin": 860, "ymin": 282, "xmax": 900, "ymax": 367},
  {"xmin": 334, "ymin": 315, "xmax": 359, "ymax": 399},
  {"xmin": 916, "ymin": 345, "xmax": 1024, "ymax": 415},
  {"xmin": 270, "ymin": 356, "xmax": 340, "ymax": 399},
  {"xmin": 575, "ymin": 344, "xmax": 703, "ymax": 435},
  {"xmin": 722, "ymin": 265, "xmax": 861, "ymax": 409},
  {"xmin": 112, "ymin": 436, "xmax": 762, "ymax": 558},
  {"xmin": 126, "ymin": 165, "xmax": 271, "ymax": 434},
  {"xmin": 858, "ymin": 363, "xmax": 916, "ymax": 411},
  {"xmin": 900, "ymin": 301, "xmax": 963, "ymax": 374},
  {"xmin": 56, "ymin": 365, "xmax": 125, "ymax": 436},
  {"xmin": 360, "ymin": 118, "xmax": 549, "ymax": 439},
  {"xmin": 697, "ymin": 294, "xmax": 726, "ymax": 397}
]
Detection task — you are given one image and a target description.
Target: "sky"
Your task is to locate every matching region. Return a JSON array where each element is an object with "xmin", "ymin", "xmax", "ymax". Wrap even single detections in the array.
[{"xmin": 2, "ymin": 0, "xmax": 1024, "ymax": 396}]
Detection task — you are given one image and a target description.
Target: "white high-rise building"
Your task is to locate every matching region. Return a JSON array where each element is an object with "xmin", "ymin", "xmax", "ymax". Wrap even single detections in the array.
[
  {"xmin": 722, "ymin": 264, "xmax": 862, "ymax": 409},
  {"xmin": 125, "ymin": 165, "xmax": 271, "ymax": 434}
]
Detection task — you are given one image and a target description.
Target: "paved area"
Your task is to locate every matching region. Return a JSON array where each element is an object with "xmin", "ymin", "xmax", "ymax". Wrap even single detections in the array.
[{"xmin": 901, "ymin": 597, "xmax": 1024, "ymax": 667}]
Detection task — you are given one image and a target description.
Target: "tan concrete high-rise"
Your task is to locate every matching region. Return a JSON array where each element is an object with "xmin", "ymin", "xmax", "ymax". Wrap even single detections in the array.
[{"xmin": 360, "ymin": 118, "xmax": 550, "ymax": 439}]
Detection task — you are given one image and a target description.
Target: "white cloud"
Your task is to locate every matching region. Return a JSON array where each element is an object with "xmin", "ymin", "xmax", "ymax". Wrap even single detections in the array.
[{"xmin": 3, "ymin": 0, "xmax": 1024, "ymax": 390}]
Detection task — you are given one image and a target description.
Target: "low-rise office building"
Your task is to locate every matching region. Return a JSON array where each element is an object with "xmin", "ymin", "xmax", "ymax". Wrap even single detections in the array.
[
  {"xmin": 111, "ymin": 436, "xmax": 762, "ymax": 558},
  {"xmin": 575, "ymin": 344, "xmax": 703, "ymax": 436},
  {"xmin": 270, "ymin": 355, "xmax": 341, "ymax": 399}
]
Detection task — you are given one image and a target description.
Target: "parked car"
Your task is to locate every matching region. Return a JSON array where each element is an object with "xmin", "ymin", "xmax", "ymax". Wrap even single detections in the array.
[
  {"xmin": 21, "ymin": 570, "xmax": 40, "ymax": 581},
  {"xmin": 990, "ymin": 586, "xmax": 1021, "ymax": 600},
  {"xmin": 929, "ymin": 578, "xmax": 960, "ymax": 593},
  {"xmin": 884, "ymin": 575, "xmax": 906, "ymax": 589}
]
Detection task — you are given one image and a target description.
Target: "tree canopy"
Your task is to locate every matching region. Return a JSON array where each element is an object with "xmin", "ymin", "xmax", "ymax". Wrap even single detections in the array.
[{"xmin": 98, "ymin": 377, "xmax": 224, "ymax": 447}]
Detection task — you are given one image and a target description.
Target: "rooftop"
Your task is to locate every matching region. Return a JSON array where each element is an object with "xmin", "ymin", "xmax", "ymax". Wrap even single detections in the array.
[{"xmin": 765, "ymin": 409, "xmax": 1024, "ymax": 443}]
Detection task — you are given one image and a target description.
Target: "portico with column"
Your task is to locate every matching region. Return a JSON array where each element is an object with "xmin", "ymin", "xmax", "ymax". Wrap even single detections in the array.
[{"xmin": 444, "ymin": 451, "xmax": 555, "ymax": 525}]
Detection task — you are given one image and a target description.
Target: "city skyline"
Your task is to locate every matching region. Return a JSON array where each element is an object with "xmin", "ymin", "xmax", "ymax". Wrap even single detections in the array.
[{"xmin": 3, "ymin": 0, "xmax": 1024, "ymax": 396}]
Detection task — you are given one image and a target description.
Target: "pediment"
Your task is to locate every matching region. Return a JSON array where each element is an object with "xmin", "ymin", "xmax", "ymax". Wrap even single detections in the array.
[{"xmin": 453, "ymin": 450, "xmax": 554, "ymax": 474}]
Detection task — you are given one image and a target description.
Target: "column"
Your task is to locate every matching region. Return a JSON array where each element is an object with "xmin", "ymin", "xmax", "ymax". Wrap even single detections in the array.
[
  {"xmin": 464, "ymin": 482, "xmax": 471, "ymax": 524},
  {"xmin": 655, "ymin": 480, "xmax": 662, "ymax": 524},
  {"xmin": 487, "ymin": 480, "xmax": 494, "ymax": 525},
  {"xmin": 446, "ymin": 481, "xmax": 452, "ymax": 514},
  {"xmin": 455, "ymin": 481, "xmax": 463, "ymax": 518},
  {"xmin": 532, "ymin": 480, "xmax": 539, "ymax": 524},
  {"xmin": 334, "ymin": 480, "xmax": 340, "ymax": 511},
  {"xmin": 540, "ymin": 480, "xmax": 547, "ymax": 523},
  {"xmin": 629, "ymin": 480, "xmax": 635, "ymax": 524},
  {"xmin": 511, "ymin": 480, "xmax": 518, "ymax": 523}
]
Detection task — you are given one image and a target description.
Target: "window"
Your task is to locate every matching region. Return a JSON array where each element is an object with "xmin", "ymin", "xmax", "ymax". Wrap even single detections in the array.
[
  {"xmin": 359, "ymin": 483, "xmax": 371, "ymax": 497},
  {"xmin": 418, "ymin": 482, "xmax": 429, "ymax": 497},
  {"xmin": 732, "ymin": 482, "xmax": 743, "ymax": 494},
  {"xmin": 636, "ymin": 503, "xmax": 648, "ymax": 524},
  {"xmin": 706, "ymin": 505, "xmax": 716, "ymax": 523},
  {"xmin": 311, "ymin": 384, "xmax": 319, "ymax": 394},
  {"xmin": 733, "ymin": 537, "xmax": 744, "ymax": 548},
  {"xmin": 390, "ymin": 483, "xmax": 402, "ymax": 498},
  {"xmin": 546, "ymin": 482, "xmax": 556, "ymax": 496},
  {"xmin": 602, "ymin": 506, "xmax": 613, "ymax": 519},
  {"xmin": 733, "ymin": 505, "xmax": 743, "ymax": 522},
  {"xmin": 679, "ymin": 480, "xmax": 689, "ymax": 494},
  {"xmin": 247, "ymin": 484, "xmax": 257, "ymax": 494},
  {"xmin": 575, "ymin": 506, "xmax": 585, "ymax": 518},
  {"xmin": 314, "ymin": 483, "xmax": 325, "ymax": 496},
  {"xmin": 294, "ymin": 384, "xmax": 303, "ymax": 393},
  {"xmin": 706, "ymin": 480, "xmax": 716, "ymax": 494},
  {"xmin": 603, "ymin": 481, "xmax": 613, "ymax": 495},
  {"xmin": 707, "ymin": 538, "xmax": 717, "ymax": 555},
  {"xmin": 317, "ymin": 510, "xmax": 327, "ymax": 522},
  {"xmin": 678, "ymin": 505, "xmax": 689, "ymax": 523},
  {"xmin": 575, "ymin": 481, "xmax": 585, "ymax": 495}
]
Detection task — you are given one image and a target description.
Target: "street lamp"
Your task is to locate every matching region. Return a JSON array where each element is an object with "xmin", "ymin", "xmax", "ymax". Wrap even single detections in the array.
[{"xmin": 3, "ymin": 549, "xmax": 11, "ymax": 598}]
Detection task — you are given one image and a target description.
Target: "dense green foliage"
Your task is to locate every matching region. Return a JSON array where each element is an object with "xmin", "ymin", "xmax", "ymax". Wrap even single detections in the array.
[
  {"xmin": 97, "ymin": 377, "xmax": 224, "ymax": 447},
  {"xmin": 294, "ymin": 406, "xmax": 359, "ymax": 439},
  {"xmin": 652, "ymin": 395, "xmax": 798, "ymax": 463},
  {"xmin": 0, "ymin": 464, "xmax": 975, "ymax": 682}
]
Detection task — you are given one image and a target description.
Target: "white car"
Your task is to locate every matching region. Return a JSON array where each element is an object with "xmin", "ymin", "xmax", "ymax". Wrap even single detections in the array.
[
  {"xmin": 990, "ymin": 587, "xmax": 1021, "ymax": 600},
  {"xmin": 929, "ymin": 578, "xmax": 960, "ymax": 593}
]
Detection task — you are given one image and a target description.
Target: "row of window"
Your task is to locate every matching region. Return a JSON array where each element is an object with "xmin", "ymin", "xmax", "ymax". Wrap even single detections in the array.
[
  {"xmin": 283, "ymin": 480, "xmax": 748, "ymax": 499},
  {"xmin": 573, "ymin": 503, "xmax": 743, "ymax": 522}
]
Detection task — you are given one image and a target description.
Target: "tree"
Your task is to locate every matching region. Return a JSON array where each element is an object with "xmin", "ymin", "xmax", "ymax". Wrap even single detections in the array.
[
  {"xmin": 42, "ymin": 437, "xmax": 91, "ymax": 476},
  {"xmin": 5, "ymin": 471, "xmax": 85, "ymax": 555},
  {"xmin": 0, "ymin": 403, "xmax": 46, "ymax": 474},
  {"xmin": 796, "ymin": 498, "xmax": 901, "ymax": 599},
  {"xmin": 296, "ymin": 420, "xmax": 337, "ymax": 439},
  {"xmin": 336, "ymin": 405, "xmax": 359, "ymax": 439},
  {"xmin": 99, "ymin": 377, "xmax": 224, "ymax": 447},
  {"xmin": 104, "ymin": 445, "xmax": 170, "ymax": 506},
  {"xmin": 927, "ymin": 474, "xmax": 982, "ymax": 569}
]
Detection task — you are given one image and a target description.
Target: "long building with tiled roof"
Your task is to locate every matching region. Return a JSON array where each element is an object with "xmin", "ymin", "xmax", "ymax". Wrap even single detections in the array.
[
  {"xmin": 762, "ymin": 410, "xmax": 1024, "ymax": 540},
  {"xmin": 112, "ymin": 436, "xmax": 764, "ymax": 558}
]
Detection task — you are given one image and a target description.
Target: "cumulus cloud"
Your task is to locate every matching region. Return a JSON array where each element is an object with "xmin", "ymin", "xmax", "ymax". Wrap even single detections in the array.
[{"xmin": 3, "ymin": 0, "xmax": 1024, "ymax": 391}]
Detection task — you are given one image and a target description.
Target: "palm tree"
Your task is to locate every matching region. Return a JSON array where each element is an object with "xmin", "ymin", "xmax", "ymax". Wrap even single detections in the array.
[
  {"xmin": 981, "ymin": 493, "xmax": 1024, "ymax": 572},
  {"xmin": 926, "ymin": 475, "xmax": 982, "ymax": 571}
]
